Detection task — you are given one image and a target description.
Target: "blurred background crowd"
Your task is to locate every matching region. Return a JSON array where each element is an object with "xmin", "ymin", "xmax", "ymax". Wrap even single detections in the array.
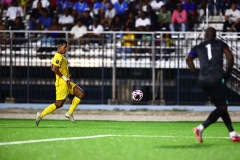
[{"xmin": 0, "ymin": 0, "xmax": 240, "ymax": 45}]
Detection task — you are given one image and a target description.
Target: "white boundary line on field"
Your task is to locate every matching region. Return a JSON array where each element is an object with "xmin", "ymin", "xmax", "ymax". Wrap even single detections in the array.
[
  {"xmin": 0, "ymin": 134, "xmax": 113, "ymax": 146},
  {"xmin": 0, "ymin": 134, "xmax": 230, "ymax": 146}
]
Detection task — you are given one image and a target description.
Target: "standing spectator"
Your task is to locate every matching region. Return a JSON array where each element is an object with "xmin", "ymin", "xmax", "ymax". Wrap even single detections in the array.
[
  {"xmin": 222, "ymin": 3, "xmax": 240, "ymax": 34},
  {"xmin": 114, "ymin": 0, "xmax": 128, "ymax": 19},
  {"xmin": 37, "ymin": 8, "xmax": 52, "ymax": 30},
  {"xmin": 150, "ymin": 0, "xmax": 165, "ymax": 12},
  {"xmin": 58, "ymin": 8, "xmax": 74, "ymax": 31},
  {"xmin": 6, "ymin": 0, "xmax": 24, "ymax": 29},
  {"xmin": 170, "ymin": 3, "xmax": 187, "ymax": 32},
  {"xmin": 157, "ymin": 5, "xmax": 171, "ymax": 31}
]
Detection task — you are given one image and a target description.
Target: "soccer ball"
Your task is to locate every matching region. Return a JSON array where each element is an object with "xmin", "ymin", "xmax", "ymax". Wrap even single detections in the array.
[{"xmin": 132, "ymin": 90, "xmax": 143, "ymax": 101}]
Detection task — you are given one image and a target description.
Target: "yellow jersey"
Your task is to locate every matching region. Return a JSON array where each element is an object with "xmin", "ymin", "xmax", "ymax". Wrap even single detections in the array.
[
  {"xmin": 51, "ymin": 52, "xmax": 69, "ymax": 85},
  {"xmin": 122, "ymin": 34, "xmax": 135, "ymax": 47}
]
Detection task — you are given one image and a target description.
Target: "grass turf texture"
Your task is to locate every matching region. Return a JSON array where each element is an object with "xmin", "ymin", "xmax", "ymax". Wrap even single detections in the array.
[{"xmin": 0, "ymin": 119, "xmax": 239, "ymax": 160}]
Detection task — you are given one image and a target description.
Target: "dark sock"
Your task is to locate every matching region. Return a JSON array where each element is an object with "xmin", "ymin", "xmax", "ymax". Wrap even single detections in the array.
[
  {"xmin": 202, "ymin": 108, "xmax": 222, "ymax": 129},
  {"xmin": 221, "ymin": 111, "xmax": 234, "ymax": 132}
]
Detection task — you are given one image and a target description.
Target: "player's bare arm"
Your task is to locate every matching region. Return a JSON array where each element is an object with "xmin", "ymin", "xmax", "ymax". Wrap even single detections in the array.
[
  {"xmin": 186, "ymin": 55, "xmax": 197, "ymax": 72},
  {"xmin": 52, "ymin": 64, "xmax": 70, "ymax": 86},
  {"xmin": 223, "ymin": 47, "xmax": 234, "ymax": 71}
]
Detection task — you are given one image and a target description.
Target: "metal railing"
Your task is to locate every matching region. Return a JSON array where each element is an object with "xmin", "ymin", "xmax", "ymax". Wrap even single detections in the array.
[{"xmin": 0, "ymin": 30, "xmax": 239, "ymax": 105}]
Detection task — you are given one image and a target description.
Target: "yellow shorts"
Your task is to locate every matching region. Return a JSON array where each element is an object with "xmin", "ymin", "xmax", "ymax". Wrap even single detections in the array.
[{"xmin": 55, "ymin": 81, "xmax": 77, "ymax": 100}]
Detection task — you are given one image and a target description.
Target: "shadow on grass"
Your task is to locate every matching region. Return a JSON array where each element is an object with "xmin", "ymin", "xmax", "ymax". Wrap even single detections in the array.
[{"xmin": 155, "ymin": 143, "xmax": 214, "ymax": 149}]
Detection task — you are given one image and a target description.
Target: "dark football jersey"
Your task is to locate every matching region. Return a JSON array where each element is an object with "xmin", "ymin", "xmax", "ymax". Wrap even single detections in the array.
[{"xmin": 189, "ymin": 39, "xmax": 229, "ymax": 83}]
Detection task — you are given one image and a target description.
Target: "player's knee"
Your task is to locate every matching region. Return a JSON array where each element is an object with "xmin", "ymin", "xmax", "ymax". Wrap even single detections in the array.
[
  {"xmin": 78, "ymin": 91, "xmax": 85, "ymax": 99},
  {"xmin": 55, "ymin": 101, "xmax": 64, "ymax": 108}
]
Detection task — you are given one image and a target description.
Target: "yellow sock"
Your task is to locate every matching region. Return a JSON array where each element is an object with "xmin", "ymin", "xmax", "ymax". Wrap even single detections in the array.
[
  {"xmin": 40, "ymin": 103, "xmax": 57, "ymax": 118},
  {"xmin": 68, "ymin": 97, "xmax": 81, "ymax": 114}
]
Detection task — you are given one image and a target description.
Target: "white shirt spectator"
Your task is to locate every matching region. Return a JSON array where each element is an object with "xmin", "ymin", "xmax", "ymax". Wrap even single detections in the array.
[
  {"xmin": 105, "ymin": 8, "xmax": 116, "ymax": 19},
  {"xmin": 225, "ymin": 8, "xmax": 240, "ymax": 22},
  {"xmin": 89, "ymin": 24, "xmax": 104, "ymax": 35},
  {"xmin": 58, "ymin": 15, "xmax": 74, "ymax": 25},
  {"xmin": 32, "ymin": 0, "xmax": 50, "ymax": 9},
  {"xmin": 150, "ymin": 0, "xmax": 165, "ymax": 11},
  {"xmin": 70, "ymin": 25, "xmax": 87, "ymax": 39},
  {"xmin": 111, "ymin": 0, "xmax": 118, "ymax": 5},
  {"xmin": 6, "ymin": 6, "xmax": 24, "ymax": 20},
  {"xmin": 135, "ymin": 17, "xmax": 151, "ymax": 28}
]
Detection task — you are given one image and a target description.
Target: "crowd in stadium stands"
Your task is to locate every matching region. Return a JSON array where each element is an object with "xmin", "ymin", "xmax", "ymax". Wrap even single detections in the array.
[{"xmin": 0, "ymin": 0, "xmax": 240, "ymax": 46}]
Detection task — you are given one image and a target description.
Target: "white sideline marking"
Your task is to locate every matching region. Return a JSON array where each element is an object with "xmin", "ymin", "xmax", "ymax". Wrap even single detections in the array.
[
  {"xmin": 0, "ymin": 134, "xmax": 113, "ymax": 146},
  {"xmin": 0, "ymin": 134, "xmax": 230, "ymax": 146}
]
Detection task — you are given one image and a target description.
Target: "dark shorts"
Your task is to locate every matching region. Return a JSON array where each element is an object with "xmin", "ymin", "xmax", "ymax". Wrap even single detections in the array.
[{"xmin": 199, "ymin": 79, "xmax": 228, "ymax": 106}]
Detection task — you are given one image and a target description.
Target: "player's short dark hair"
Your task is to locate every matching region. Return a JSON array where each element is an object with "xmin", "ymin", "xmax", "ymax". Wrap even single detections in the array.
[
  {"xmin": 57, "ymin": 39, "xmax": 67, "ymax": 45},
  {"xmin": 205, "ymin": 27, "xmax": 216, "ymax": 39}
]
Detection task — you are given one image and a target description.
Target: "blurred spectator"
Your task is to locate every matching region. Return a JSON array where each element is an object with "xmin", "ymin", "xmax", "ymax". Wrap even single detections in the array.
[
  {"xmin": 117, "ymin": 27, "xmax": 135, "ymax": 60},
  {"xmin": 37, "ymin": 33, "xmax": 55, "ymax": 57},
  {"xmin": 92, "ymin": 0, "xmax": 103, "ymax": 19},
  {"xmin": 170, "ymin": 3, "xmax": 187, "ymax": 32},
  {"xmin": 222, "ymin": 3, "xmax": 240, "ymax": 33},
  {"xmin": 58, "ymin": 8, "xmax": 74, "ymax": 30},
  {"xmin": 182, "ymin": 0, "xmax": 198, "ymax": 31},
  {"xmin": 101, "ymin": 2, "xmax": 116, "ymax": 28},
  {"xmin": 140, "ymin": 25, "xmax": 152, "ymax": 55},
  {"xmin": 12, "ymin": 16, "xmax": 26, "ymax": 47},
  {"xmin": 69, "ymin": 19, "xmax": 87, "ymax": 45},
  {"xmin": 20, "ymin": 0, "xmax": 28, "ymax": 14},
  {"xmin": 146, "ymin": 5, "xmax": 158, "ymax": 30},
  {"xmin": 150, "ymin": 0, "xmax": 165, "ymax": 12},
  {"xmin": 135, "ymin": 11, "xmax": 151, "ymax": 31},
  {"xmin": 80, "ymin": 9, "xmax": 93, "ymax": 30},
  {"xmin": 88, "ymin": 18, "xmax": 104, "ymax": 44},
  {"xmin": 37, "ymin": 8, "xmax": 52, "ymax": 30},
  {"xmin": 1, "ymin": 0, "xmax": 12, "ymax": 16},
  {"xmin": 114, "ymin": 0, "xmax": 128, "ymax": 19},
  {"xmin": 0, "ymin": 18, "xmax": 8, "ymax": 50},
  {"xmin": 57, "ymin": 0, "xmax": 74, "ymax": 10},
  {"xmin": 32, "ymin": 0, "xmax": 50, "ymax": 9},
  {"xmin": 165, "ymin": 0, "xmax": 177, "ymax": 12},
  {"xmin": 6, "ymin": 0, "xmax": 24, "ymax": 29},
  {"xmin": 111, "ymin": 15, "xmax": 124, "ymax": 31},
  {"xmin": 99, "ymin": 0, "xmax": 109, "ymax": 20},
  {"xmin": 48, "ymin": 17, "xmax": 64, "ymax": 41},
  {"xmin": 29, "ymin": 0, "xmax": 44, "ymax": 30},
  {"xmin": 124, "ymin": 12, "xmax": 135, "ymax": 30},
  {"xmin": 161, "ymin": 33, "xmax": 175, "ymax": 61},
  {"xmin": 73, "ymin": 0, "xmax": 89, "ymax": 19},
  {"xmin": 140, "ymin": 0, "xmax": 149, "ymax": 12},
  {"xmin": 157, "ymin": 5, "xmax": 171, "ymax": 31}
]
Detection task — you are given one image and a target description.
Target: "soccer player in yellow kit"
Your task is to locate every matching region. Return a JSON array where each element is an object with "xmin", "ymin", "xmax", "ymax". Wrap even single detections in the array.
[{"xmin": 35, "ymin": 39, "xmax": 85, "ymax": 126}]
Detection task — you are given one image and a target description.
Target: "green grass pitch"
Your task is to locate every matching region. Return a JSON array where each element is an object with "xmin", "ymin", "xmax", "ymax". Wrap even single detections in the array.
[{"xmin": 0, "ymin": 119, "xmax": 239, "ymax": 160}]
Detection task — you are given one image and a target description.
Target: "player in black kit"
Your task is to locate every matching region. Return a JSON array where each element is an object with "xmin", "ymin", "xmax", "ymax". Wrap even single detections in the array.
[{"xmin": 186, "ymin": 27, "xmax": 240, "ymax": 143}]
